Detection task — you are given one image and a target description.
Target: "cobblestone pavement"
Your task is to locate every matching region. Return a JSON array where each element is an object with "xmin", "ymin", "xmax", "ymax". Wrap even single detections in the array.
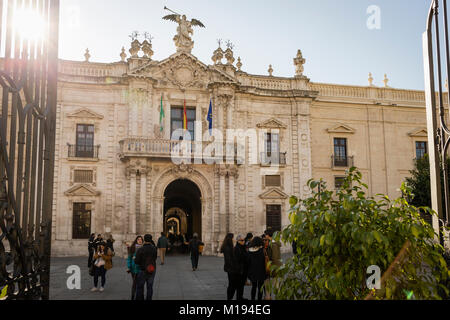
[{"xmin": 50, "ymin": 253, "xmax": 290, "ymax": 300}]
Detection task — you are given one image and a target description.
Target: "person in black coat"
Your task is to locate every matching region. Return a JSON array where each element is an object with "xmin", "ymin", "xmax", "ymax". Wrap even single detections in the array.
[
  {"xmin": 233, "ymin": 234, "xmax": 249, "ymax": 300},
  {"xmin": 134, "ymin": 234, "xmax": 158, "ymax": 300},
  {"xmin": 247, "ymin": 236, "xmax": 266, "ymax": 300},
  {"xmin": 88, "ymin": 233, "xmax": 95, "ymax": 268},
  {"xmin": 220, "ymin": 233, "xmax": 237, "ymax": 300}
]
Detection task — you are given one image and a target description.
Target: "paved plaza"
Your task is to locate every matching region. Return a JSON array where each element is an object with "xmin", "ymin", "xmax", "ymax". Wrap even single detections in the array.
[{"xmin": 50, "ymin": 253, "xmax": 290, "ymax": 300}]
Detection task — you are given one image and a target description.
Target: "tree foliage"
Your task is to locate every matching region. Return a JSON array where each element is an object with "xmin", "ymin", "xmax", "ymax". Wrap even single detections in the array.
[{"xmin": 272, "ymin": 167, "xmax": 449, "ymax": 299}]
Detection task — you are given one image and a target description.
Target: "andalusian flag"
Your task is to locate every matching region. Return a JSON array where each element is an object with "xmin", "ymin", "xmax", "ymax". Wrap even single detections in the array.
[
  {"xmin": 183, "ymin": 99, "xmax": 187, "ymax": 130},
  {"xmin": 159, "ymin": 94, "xmax": 164, "ymax": 132},
  {"xmin": 0, "ymin": 285, "xmax": 7, "ymax": 299},
  {"xmin": 207, "ymin": 99, "xmax": 213, "ymax": 135}
]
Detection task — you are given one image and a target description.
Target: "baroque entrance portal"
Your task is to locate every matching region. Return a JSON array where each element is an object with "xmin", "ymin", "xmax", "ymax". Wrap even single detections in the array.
[{"xmin": 163, "ymin": 179, "xmax": 201, "ymax": 241}]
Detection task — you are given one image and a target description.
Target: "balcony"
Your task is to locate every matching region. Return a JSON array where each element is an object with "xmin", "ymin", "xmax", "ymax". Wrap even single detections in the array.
[
  {"xmin": 68, "ymin": 144, "xmax": 100, "ymax": 160},
  {"xmin": 260, "ymin": 152, "xmax": 287, "ymax": 166},
  {"xmin": 118, "ymin": 137, "xmax": 244, "ymax": 164},
  {"xmin": 331, "ymin": 154, "xmax": 354, "ymax": 168}
]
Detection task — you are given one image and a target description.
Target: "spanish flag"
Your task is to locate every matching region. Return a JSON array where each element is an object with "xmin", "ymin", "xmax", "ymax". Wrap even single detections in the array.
[{"xmin": 183, "ymin": 99, "xmax": 187, "ymax": 130}]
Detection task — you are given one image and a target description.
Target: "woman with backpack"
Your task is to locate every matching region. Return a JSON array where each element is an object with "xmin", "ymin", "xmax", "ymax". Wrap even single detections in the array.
[
  {"xmin": 127, "ymin": 235, "xmax": 143, "ymax": 300},
  {"xmin": 91, "ymin": 241, "xmax": 113, "ymax": 292}
]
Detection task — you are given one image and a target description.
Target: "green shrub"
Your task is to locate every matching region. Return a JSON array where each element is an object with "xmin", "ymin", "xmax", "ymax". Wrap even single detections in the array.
[{"xmin": 272, "ymin": 167, "xmax": 449, "ymax": 299}]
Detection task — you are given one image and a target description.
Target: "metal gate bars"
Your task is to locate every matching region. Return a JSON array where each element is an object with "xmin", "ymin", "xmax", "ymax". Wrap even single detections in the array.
[{"xmin": 0, "ymin": 0, "xmax": 59, "ymax": 300}]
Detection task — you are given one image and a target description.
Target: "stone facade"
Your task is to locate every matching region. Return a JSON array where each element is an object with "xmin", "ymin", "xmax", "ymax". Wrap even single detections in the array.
[{"xmin": 51, "ymin": 28, "xmax": 443, "ymax": 257}]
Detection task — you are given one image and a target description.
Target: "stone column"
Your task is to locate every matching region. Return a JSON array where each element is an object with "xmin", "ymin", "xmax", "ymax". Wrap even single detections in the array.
[
  {"xmin": 217, "ymin": 166, "xmax": 227, "ymax": 238},
  {"xmin": 139, "ymin": 168, "xmax": 147, "ymax": 234},
  {"xmin": 129, "ymin": 169, "xmax": 137, "ymax": 234},
  {"xmin": 228, "ymin": 171, "xmax": 235, "ymax": 233}
]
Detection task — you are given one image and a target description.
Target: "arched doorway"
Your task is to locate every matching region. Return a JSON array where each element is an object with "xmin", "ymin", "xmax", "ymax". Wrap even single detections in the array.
[{"xmin": 163, "ymin": 179, "xmax": 202, "ymax": 251}]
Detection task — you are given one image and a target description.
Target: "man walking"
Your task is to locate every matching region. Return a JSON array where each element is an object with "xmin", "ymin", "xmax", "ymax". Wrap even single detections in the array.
[
  {"xmin": 157, "ymin": 232, "xmax": 169, "ymax": 265},
  {"xmin": 135, "ymin": 234, "xmax": 158, "ymax": 300}
]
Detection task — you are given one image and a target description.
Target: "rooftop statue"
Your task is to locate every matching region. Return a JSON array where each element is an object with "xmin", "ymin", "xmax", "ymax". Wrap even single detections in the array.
[{"xmin": 163, "ymin": 7, "xmax": 205, "ymax": 53}]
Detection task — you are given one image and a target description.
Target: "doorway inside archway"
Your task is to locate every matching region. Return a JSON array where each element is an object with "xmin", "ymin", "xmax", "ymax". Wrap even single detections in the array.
[{"xmin": 163, "ymin": 179, "xmax": 201, "ymax": 254}]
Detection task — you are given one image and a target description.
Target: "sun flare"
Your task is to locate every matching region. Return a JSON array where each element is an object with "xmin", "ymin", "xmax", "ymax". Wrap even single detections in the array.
[{"xmin": 13, "ymin": 7, "xmax": 46, "ymax": 42}]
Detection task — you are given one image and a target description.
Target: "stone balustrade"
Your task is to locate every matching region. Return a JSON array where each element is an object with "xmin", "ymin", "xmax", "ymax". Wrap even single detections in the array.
[{"xmin": 119, "ymin": 137, "xmax": 245, "ymax": 164}]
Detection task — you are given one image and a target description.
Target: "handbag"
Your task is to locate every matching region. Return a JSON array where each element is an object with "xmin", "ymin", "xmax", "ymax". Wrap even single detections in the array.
[{"xmin": 89, "ymin": 264, "xmax": 95, "ymax": 276}]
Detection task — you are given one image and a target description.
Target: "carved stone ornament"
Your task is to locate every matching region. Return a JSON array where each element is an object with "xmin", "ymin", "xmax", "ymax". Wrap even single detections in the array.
[
  {"xmin": 161, "ymin": 54, "xmax": 208, "ymax": 89},
  {"xmin": 171, "ymin": 163, "xmax": 194, "ymax": 174}
]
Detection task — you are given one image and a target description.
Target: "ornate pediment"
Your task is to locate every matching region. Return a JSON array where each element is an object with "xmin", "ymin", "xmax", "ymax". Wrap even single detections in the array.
[
  {"xmin": 326, "ymin": 123, "xmax": 355, "ymax": 134},
  {"xmin": 67, "ymin": 108, "xmax": 104, "ymax": 120},
  {"xmin": 64, "ymin": 184, "xmax": 101, "ymax": 197},
  {"xmin": 259, "ymin": 188, "xmax": 288, "ymax": 199},
  {"xmin": 256, "ymin": 118, "xmax": 287, "ymax": 129},
  {"xmin": 408, "ymin": 128, "xmax": 428, "ymax": 137},
  {"xmin": 129, "ymin": 52, "xmax": 237, "ymax": 89}
]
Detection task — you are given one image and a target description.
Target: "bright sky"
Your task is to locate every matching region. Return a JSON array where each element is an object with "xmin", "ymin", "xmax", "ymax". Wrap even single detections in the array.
[{"xmin": 58, "ymin": 0, "xmax": 430, "ymax": 90}]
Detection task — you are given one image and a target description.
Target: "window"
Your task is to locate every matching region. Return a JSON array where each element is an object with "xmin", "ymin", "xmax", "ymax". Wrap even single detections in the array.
[
  {"xmin": 171, "ymin": 106, "xmax": 196, "ymax": 140},
  {"xmin": 415, "ymin": 141, "xmax": 427, "ymax": 160},
  {"xmin": 72, "ymin": 202, "xmax": 91, "ymax": 239},
  {"xmin": 74, "ymin": 170, "xmax": 93, "ymax": 184},
  {"xmin": 266, "ymin": 204, "xmax": 281, "ymax": 231},
  {"xmin": 334, "ymin": 176, "xmax": 345, "ymax": 189},
  {"xmin": 265, "ymin": 175, "xmax": 281, "ymax": 187},
  {"xmin": 334, "ymin": 138, "xmax": 347, "ymax": 166},
  {"xmin": 76, "ymin": 124, "xmax": 94, "ymax": 157},
  {"xmin": 264, "ymin": 133, "xmax": 280, "ymax": 155}
]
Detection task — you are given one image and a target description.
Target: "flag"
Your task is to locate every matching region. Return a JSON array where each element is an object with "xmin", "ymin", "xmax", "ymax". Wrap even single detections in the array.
[
  {"xmin": 183, "ymin": 99, "xmax": 187, "ymax": 130},
  {"xmin": 207, "ymin": 99, "xmax": 213, "ymax": 135},
  {"xmin": 159, "ymin": 94, "xmax": 165, "ymax": 132}
]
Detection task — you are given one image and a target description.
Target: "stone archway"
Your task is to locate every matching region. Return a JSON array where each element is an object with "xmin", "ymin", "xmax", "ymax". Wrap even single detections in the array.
[{"xmin": 151, "ymin": 165, "xmax": 214, "ymax": 254}]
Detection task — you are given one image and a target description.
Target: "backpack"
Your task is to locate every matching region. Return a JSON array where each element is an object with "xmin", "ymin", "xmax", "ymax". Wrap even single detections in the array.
[{"xmin": 144, "ymin": 249, "xmax": 156, "ymax": 274}]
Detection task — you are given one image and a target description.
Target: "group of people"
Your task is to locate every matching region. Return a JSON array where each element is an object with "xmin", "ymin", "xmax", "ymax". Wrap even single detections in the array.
[
  {"xmin": 126, "ymin": 232, "xmax": 204, "ymax": 300},
  {"xmin": 220, "ymin": 229, "xmax": 281, "ymax": 300},
  {"xmin": 87, "ymin": 233, "xmax": 115, "ymax": 292},
  {"xmin": 87, "ymin": 230, "xmax": 280, "ymax": 300}
]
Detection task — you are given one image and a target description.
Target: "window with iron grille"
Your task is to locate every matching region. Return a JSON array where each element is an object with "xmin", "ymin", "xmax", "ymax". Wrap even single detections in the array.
[
  {"xmin": 334, "ymin": 137, "xmax": 347, "ymax": 166},
  {"xmin": 335, "ymin": 176, "xmax": 346, "ymax": 189},
  {"xmin": 265, "ymin": 175, "xmax": 281, "ymax": 187},
  {"xmin": 266, "ymin": 204, "xmax": 281, "ymax": 231},
  {"xmin": 76, "ymin": 124, "xmax": 94, "ymax": 157},
  {"xmin": 171, "ymin": 106, "xmax": 196, "ymax": 140},
  {"xmin": 415, "ymin": 141, "xmax": 427, "ymax": 160},
  {"xmin": 74, "ymin": 170, "xmax": 93, "ymax": 183},
  {"xmin": 73, "ymin": 203, "xmax": 91, "ymax": 239}
]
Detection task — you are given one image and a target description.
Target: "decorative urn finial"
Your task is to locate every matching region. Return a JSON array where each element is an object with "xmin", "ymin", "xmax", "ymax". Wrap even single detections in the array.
[
  {"xmin": 120, "ymin": 47, "xmax": 127, "ymax": 62},
  {"xmin": 383, "ymin": 74, "xmax": 389, "ymax": 87},
  {"xmin": 84, "ymin": 48, "xmax": 90, "ymax": 62},
  {"xmin": 368, "ymin": 72, "xmax": 374, "ymax": 86},
  {"xmin": 293, "ymin": 49, "xmax": 305, "ymax": 77},
  {"xmin": 268, "ymin": 64, "xmax": 273, "ymax": 76},
  {"xmin": 236, "ymin": 57, "xmax": 242, "ymax": 71}
]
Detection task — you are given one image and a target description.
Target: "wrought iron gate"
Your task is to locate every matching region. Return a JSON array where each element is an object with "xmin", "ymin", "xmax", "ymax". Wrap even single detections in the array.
[
  {"xmin": 423, "ymin": 0, "xmax": 450, "ymax": 247},
  {"xmin": 0, "ymin": 0, "xmax": 59, "ymax": 299}
]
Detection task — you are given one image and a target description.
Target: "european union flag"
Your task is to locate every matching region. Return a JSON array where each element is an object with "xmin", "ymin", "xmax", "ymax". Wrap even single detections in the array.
[{"xmin": 207, "ymin": 99, "xmax": 213, "ymax": 135}]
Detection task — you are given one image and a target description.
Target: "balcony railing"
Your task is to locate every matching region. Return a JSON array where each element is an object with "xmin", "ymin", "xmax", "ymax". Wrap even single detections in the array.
[
  {"xmin": 68, "ymin": 144, "xmax": 100, "ymax": 159},
  {"xmin": 331, "ymin": 154, "xmax": 354, "ymax": 168},
  {"xmin": 260, "ymin": 152, "xmax": 287, "ymax": 166},
  {"xmin": 118, "ymin": 137, "xmax": 244, "ymax": 164}
]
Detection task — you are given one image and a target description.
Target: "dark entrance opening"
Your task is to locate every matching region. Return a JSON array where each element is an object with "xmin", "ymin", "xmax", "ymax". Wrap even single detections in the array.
[{"xmin": 163, "ymin": 179, "xmax": 201, "ymax": 254}]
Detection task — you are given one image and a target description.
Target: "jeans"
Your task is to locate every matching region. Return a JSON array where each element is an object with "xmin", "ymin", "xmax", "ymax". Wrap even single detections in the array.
[
  {"xmin": 130, "ymin": 273, "xmax": 137, "ymax": 300},
  {"xmin": 136, "ymin": 271, "xmax": 156, "ymax": 300},
  {"xmin": 191, "ymin": 252, "xmax": 199, "ymax": 269},
  {"xmin": 93, "ymin": 265, "xmax": 106, "ymax": 287}
]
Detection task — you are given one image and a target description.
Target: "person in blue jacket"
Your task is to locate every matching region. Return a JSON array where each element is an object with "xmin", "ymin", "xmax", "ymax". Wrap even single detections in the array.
[{"xmin": 127, "ymin": 235, "xmax": 143, "ymax": 300}]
